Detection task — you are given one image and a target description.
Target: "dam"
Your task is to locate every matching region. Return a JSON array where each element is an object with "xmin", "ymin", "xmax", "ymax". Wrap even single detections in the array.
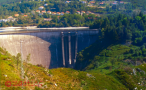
[{"xmin": 0, "ymin": 27, "xmax": 98, "ymax": 68}]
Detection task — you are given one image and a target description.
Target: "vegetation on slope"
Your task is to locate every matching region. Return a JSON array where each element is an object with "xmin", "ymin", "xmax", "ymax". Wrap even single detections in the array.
[
  {"xmin": 37, "ymin": 14, "xmax": 98, "ymax": 27},
  {"xmin": 122, "ymin": 0, "xmax": 146, "ymax": 10},
  {"xmin": 1, "ymin": 46, "xmax": 145, "ymax": 90},
  {"xmin": 0, "ymin": 0, "xmax": 140, "ymax": 27},
  {"xmin": 75, "ymin": 12, "xmax": 146, "ymax": 89},
  {"xmin": 0, "ymin": 47, "xmax": 128, "ymax": 90},
  {"xmin": 77, "ymin": 12, "xmax": 146, "ymax": 71},
  {"xmin": 0, "ymin": 0, "xmax": 20, "ymax": 5}
]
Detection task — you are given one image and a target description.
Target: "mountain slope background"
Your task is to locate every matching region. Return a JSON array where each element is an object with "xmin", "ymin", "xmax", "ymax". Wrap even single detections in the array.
[{"xmin": 0, "ymin": 0, "xmax": 20, "ymax": 5}]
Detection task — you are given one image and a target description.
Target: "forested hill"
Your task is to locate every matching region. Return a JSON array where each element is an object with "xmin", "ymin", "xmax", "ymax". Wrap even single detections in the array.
[
  {"xmin": 76, "ymin": 12, "xmax": 146, "ymax": 71},
  {"xmin": 74, "ymin": 13, "xmax": 146, "ymax": 89},
  {"xmin": 0, "ymin": 0, "xmax": 20, "ymax": 5},
  {"xmin": 121, "ymin": 0, "xmax": 146, "ymax": 10}
]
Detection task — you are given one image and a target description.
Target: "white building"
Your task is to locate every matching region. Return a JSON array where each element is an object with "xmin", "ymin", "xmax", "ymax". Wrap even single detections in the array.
[
  {"xmin": 52, "ymin": 12, "xmax": 56, "ymax": 15},
  {"xmin": 76, "ymin": 11, "xmax": 80, "ymax": 14},
  {"xmin": 38, "ymin": 6, "xmax": 44, "ymax": 10},
  {"xmin": 44, "ymin": 4, "xmax": 48, "ymax": 6},
  {"xmin": 87, "ymin": 11, "xmax": 91, "ymax": 14},
  {"xmin": 42, "ymin": 10, "xmax": 46, "ymax": 14},
  {"xmin": 36, "ymin": 10, "xmax": 40, "ymax": 13},
  {"xmin": 56, "ymin": 12, "xmax": 61, "ymax": 15},
  {"xmin": 60, "ymin": 12, "xmax": 64, "ymax": 15},
  {"xmin": 66, "ymin": 11, "xmax": 70, "ymax": 14},
  {"xmin": 47, "ymin": 11, "xmax": 52, "ymax": 14},
  {"xmin": 65, "ymin": 1, "xmax": 71, "ymax": 3},
  {"xmin": 81, "ymin": 11, "xmax": 85, "ymax": 14},
  {"xmin": 39, "ymin": 13, "xmax": 43, "ymax": 16},
  {"xmin": 81, "ymin": 1, "xmax": 87, "ymax": 4}
]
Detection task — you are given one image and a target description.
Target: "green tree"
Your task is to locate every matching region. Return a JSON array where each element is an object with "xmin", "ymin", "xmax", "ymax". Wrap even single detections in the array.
[
  {"xmin": 110, "ymin": 58, "xmax": 116, "ymax": 67},
  {"xmin": 26, "ymin": 54, "xmax": 31, "ymax": 63},
  {"xmin": 16, "ymin": 53, "xmax": 21, "ymax": 69}
]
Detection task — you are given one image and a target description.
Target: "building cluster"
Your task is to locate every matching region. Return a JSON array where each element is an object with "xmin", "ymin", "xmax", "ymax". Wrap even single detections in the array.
[
  {"xmin": 0, "ymin": 13, "xmax": 29, "ymax": 23},
  {"xmin": 76, "ymin": 11, "xmax": 91, "ymax": 14},
  {"xmin": 0, "ymin": 16, "xmax": 17, "ymax": 23},
  {"xmin": 14, "ymin": 13, "xmax": 28, "ymax": 17},
  {"xmin": 0, "ymin": 0, "xmax": 102, "ymax": 23},
  {"xmin": 96, "ymin": 1, "xmax": 125, "ymax": 5},
  {"xmin": 21, "ymin": 1, "xmax": 103, "ymax": 17},
  {"xmin": 35, "ymin": 6, "xmax": 66, "ymax": 16},
  {"xmin": 34, "ymin": 6, "xmax": 92, "ymax": 16},
  {"xmin": 64, "ymin": 0, "xmax": 126, "ymax": 7}
]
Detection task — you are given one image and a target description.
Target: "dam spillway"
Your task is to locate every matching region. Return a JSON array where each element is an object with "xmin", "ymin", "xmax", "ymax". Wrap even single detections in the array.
[{"xmin": 0, "ymin": 29, "xmax": 98, "ymax": 68}]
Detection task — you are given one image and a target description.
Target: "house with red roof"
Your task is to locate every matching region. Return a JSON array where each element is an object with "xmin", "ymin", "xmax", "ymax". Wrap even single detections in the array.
[
  {"xmin": 24, "ymin": 15, "xmax": 28, "ymax": 17},
  {"xmin": 56, "ymin": 12, "xmax": 61, "ymax": 15},
  {"xmin": 7, "ymin": 16, "xmax": 16, "ymax": 22},
  {"xmin": 76, "ymin": 11, "xmax": 80, "ymax": 14},
  {"xmin": 65, "ymin": 1, "xmax": 71, "ymax": 3},
  {"xmin": 14, "ymin": 14, "xmax": 19, "ymax": 17},
  {"xmin": 81, "ymin": 11, "xmax": 85, "ymax": 14},
  {"xmin": 52, "ymin": 12, "xmax": 56, "ymax": 15},
  {"xmin": 7, "ymin": 16, "xmax": 13, "ymax": 19},
  {"xmin": 42, "ymin": 10, "xmax": 46, "ymax": 14},
  {"xmin": 36, "ymin": 10, "xmax": 40, "ymax": 13},
  {"xmin": 61, "ymin": 12, "xmax": 64, "ymax": 15},
  {"xmin": 119, "ymin": 1, "xmax": 124, "ymax": 4},
  {"xmin": 90, "ymin": 1, "xmax": 95, "ymax": 4},
  {"xmin": 47, "ymin": 11, "xmax": 51, "ymax": 14},
  {"xmin": 87, "ymin": 11, "xmax": 91, "ymax": 14},
  {"xmin": 44, "ymin": 4, "xmax": 48, "ymax": 6},
  {"xmin": 38, "ymin": 6, "xmax": 44, "ymax": 10},
  {"xmin": 66, "ymin": 11, "xmax": 70, "ymax": 14}
]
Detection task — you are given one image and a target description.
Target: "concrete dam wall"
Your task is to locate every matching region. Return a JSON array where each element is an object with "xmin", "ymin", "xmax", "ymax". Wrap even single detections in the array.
[{"xmin": 0, "ymin": 30, "xmax": 98, "ymax": 68}]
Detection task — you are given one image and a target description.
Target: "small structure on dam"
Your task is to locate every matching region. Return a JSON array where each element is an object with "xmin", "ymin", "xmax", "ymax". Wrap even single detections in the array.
[{"xmin": 0, "ymin": 28, "xmax": 98, "ymax": 68}]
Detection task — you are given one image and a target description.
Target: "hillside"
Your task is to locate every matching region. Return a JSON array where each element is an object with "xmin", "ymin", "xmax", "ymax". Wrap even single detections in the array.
[
  {"xmin": 0, "ymin": 45, "xmax": 146, "ymax": 90},
  {"xmin": 81, "ymin": 13, "xmax": 146, "ymax": 71},
  {"xmin": 0, "ymin": 0, "xmax": 140, "ymax": 27},
  {"xmin": 0, "ymin": 0, "xmax": 20, "ymax": 5},
  {"xmin": 73, "ymin": 13, "xmax": 146, "ymax": 89},
  {"xmin": 0, "ymin": 1, "xmax": 146, "ymax": 89},
  {"xmin": 0, "ymin": 47, "xmax": 126, "ymax": 90},
  {"xmin": 122, "ymin": 0, "xmax": 146, "ymax": 10}
]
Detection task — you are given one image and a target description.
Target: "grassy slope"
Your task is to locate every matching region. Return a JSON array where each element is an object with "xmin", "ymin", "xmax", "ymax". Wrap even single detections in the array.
[
  {"xmin": 0, "ymin": 58, "xmax": 127, "ymax": 90},
  {"xmin": 75, "ymin": 39, "xmax": 146, "ymax": 89},
  {"xmin": 86, "ymin": 45, "xmax": 134, "ymax": 74},
  {"xmin": 75, "ymin": 38, "xmax": 144, "ymax": 73},
  {"xmin": 0, "ymin": 48, "xmax": 22, "ymax": 90},
  {"xmin": 0, "ymin": 45, "xmax": 146, "ymax": 90},
  {"xmin": 0, "ymin": 47, "xmax": 128, "ymax": 90},
  {"xmin": 81, "ymin": 44, "xmax": 146, "ymax": 89}
]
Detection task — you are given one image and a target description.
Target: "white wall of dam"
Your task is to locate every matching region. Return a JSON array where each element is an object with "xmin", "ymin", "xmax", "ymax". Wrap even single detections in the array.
[{"xmin": 0, "ymin": 30, "xmax": 98, "ymax": 68}]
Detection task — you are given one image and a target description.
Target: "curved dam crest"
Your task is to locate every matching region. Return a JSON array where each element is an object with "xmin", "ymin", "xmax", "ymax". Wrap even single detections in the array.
[{"xmin": 0, "ymin": 29, "xmax": 99, "ymax": 68}]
